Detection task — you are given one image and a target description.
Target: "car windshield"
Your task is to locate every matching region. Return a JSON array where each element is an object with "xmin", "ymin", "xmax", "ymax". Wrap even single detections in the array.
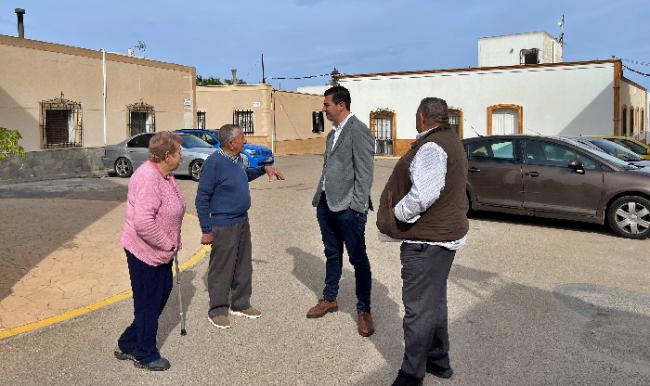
[
  {"xmin": 610, "ymin": 138, "xmax": 647, "ymax": 154},
  {"xmin": 180, "ymin": 135, "xmax": 213, "ymax": 149},
  {"xmin": 587, "ymin": 139, "xmax": 642, "ymax": 161},
  {"xmin": 563, "ymin": 138, "xmax": 638, "ymax": 169}
]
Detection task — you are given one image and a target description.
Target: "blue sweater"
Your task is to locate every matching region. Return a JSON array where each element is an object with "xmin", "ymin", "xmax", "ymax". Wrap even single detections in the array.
[{"xmin": 195, "ymin": 150, "xmax": 265, "ymax": 233}]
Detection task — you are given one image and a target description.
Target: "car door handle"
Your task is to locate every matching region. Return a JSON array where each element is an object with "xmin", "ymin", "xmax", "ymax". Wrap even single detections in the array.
[
  {"xmin": 468, "ymin": 167, "xmax": 481, "ymax": 173},
  {"xmin": 525, "ymin": 171, "xmax": 540, "ymax": 177}
]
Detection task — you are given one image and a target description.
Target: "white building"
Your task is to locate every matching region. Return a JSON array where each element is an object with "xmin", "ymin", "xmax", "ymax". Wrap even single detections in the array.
[{"xmin": 300, "ymin": 32, "xmax": 648, "ymax": 156}]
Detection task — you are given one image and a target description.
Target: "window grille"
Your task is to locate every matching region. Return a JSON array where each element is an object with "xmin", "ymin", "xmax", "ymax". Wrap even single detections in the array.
[
  {"xmin": 312, "ymin": 111, "xmax": 324, "ymax": 133},
  {"xmin": 233, "ymin": 109, "xmax": 254, "ymax": 135},
  {"xmin": 520, "ymin": 48, "xmax": 539, "ymax": 65},
  {"xmin": 40, "ymin": 92, "xmax": 83, "ymax": 148},
  {"xmin": 370, "ymin": 109, "xmax": 394, "ymax": 155},
  {"xmin": 197, "ymin": 111, "xmax": 206, "ymax": 130},
  {"xmin": 127, "ymin": 100, "xmax": 155, "ymax": 136},
  {"xmin": 448, "ymin": 109, "xmax": 463, "ymax": 138}
]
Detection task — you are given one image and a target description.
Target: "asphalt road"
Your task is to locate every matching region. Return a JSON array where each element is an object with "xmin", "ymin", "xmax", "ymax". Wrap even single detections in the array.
[{"xmin": 0, "ymin": 154, "xmax": 648, "ymax": 386}]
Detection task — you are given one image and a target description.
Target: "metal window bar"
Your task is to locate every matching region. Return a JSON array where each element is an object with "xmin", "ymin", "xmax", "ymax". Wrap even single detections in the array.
[
  {"xmin": 371, "ymin": 111, "xmax": 393, "ymax": 155},
  {"xmin": 197, "ymin": 111, "xmax": 206, "ymax": 130},
  {"xmin": 449, "ymin": 112, "xmax": 460, "ymax": 137},
  {"xmin": 127, "ymin": 100, "xmax": 156, "ymax": 136},
  {"xmin": 40, "ymin": 93, "xmax": 83, "ymax": 148},
  {"xmin": 233, "ymin": 109, "xmax": 254, "ymax": 135},
  {"xmin": 312, "ymin": 111, "xmax": 324, "ymax": 133}
]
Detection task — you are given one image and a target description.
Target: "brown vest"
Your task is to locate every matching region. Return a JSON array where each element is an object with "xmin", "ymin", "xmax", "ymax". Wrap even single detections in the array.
[{"xmin": 376, "ymin": 126, "xmax": 469, "ymax": 242}]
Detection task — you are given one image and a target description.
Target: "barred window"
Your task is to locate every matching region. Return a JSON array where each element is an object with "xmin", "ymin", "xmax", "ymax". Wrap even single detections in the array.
[
  {"xmin": 233, "ymin": 109, "xmax": 254, "ymax": 135},
  {"xmin": 312, "ymin": 111, "xmax": 324, "ymax": 133},
  {"xmin": 448, "ymin": 109, "xmax": 463, "ymax": 138},
  {"xmin": 197, "ymin": 111, "xmax": 206, "ymax": 130},
  {"xmin": 40, "ymin": 92, "xmax": 82, "ymax": 148},
  {"xmin": 128, "ymin": 100, "xmax": 155, "ymax": 136}
]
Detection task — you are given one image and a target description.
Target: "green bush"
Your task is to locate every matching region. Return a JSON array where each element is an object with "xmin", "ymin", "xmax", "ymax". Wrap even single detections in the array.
[{"xmin": 0, "ymin": 127, "xmax": 26, "ymax": 161}]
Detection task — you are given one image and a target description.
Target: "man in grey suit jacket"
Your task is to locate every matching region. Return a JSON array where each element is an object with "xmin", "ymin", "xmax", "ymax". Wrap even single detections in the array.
[{"xmin": 307, "ymin": 86, "xmax": 376, "ymax": 337}]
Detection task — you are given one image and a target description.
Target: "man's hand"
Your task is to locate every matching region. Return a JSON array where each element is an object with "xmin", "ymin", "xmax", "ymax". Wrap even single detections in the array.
[
  {"xmin": 200, "ymin": 233, "xmax": 214, "ymax": 245},
  {"xmin": 263, "ymin": 166, "xmax": 286, "ymax": 182}
]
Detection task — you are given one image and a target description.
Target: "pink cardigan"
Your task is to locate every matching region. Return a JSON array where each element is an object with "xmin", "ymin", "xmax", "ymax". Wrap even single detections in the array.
[{"xmin": 120, "ymin": 161, "xmax": 186, "ymax": 266}]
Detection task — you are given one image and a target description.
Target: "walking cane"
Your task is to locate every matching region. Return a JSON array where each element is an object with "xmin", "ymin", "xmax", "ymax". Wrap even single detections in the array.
[{"xmin": 173, "ymin": 252, "xmax": 187, "ymax": 336}]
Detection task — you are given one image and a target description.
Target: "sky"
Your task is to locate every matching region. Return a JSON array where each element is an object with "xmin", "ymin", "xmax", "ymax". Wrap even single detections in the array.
[{"xmin": 1, "ymin": 0, "xmax": 649, "ymax": 91}]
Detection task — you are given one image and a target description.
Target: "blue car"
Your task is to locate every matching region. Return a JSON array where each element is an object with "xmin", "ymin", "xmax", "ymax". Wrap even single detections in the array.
[{"xmin": 175, "ymin": 129, "xmax": 274, "ymax": 170}]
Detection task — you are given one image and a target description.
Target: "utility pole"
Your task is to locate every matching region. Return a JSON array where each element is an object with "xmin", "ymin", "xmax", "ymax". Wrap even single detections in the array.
[{"xmin": 261, "ymin": 53, "xmax": 266, "ymax": 84}]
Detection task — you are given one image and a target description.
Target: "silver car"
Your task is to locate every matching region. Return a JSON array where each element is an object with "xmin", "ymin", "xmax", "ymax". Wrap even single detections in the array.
[{"xmin": 103, "ymin": 132, "xmax": 215, "ymax": 181}]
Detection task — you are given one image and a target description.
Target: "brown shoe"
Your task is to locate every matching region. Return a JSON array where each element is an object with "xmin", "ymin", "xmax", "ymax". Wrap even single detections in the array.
[
  {"xmin": 357, "ymin": 311, "xmax": 375, "ymax": 337},
  {"xmin": 306, "ymin": 299, "xmax": 338, "ymax": 318}
]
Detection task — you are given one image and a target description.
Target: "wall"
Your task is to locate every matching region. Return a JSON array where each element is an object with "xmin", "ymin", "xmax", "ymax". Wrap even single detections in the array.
[
  {"xmin": 0, "ymin": 34, "xmax": 195, "ymax": 152},
  {"xmin": 620, "ymin": 78, "xmax": 648, "ymax": 140},
  {"xmin": 272, "ymin": 90, "xmax": 328, "ymax": 154},
  {"xmin": 478, "ymin": 32, "xmax": 560, "ymax": 67},
  {"xmin": 0, "ymin": 148, "xmax": 105, "ymax": 183},
  {"xmin": 339, "ymin": 61, "xmax": 617, "ymax": 153}
]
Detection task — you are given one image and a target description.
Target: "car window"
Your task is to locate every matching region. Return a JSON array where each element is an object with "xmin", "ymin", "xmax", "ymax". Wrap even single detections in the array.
[
  {"xmin": 180, "ymin": 134, "xmax": 213, "ymax": 149},
  {"xmin": 199, "ymin": 132, "xmax": 218, "ymax": 145},
  {"xmin": 468, "ymin": 140, "xmax": 515, "ymax": 162},
  {"xmin": 612, "ymin": 139, "xmax": 646, "ymax": 155},
  {"xmin": 525, "ymin": 140, "xmax": 598, "ymax": 170},
  {"xmin": 127, "ymin": 134, "xmax": 153, "ymax": 148},
  {"xmin": 588, "ymin": 139, "xmax": 641, "ymax": 161}
]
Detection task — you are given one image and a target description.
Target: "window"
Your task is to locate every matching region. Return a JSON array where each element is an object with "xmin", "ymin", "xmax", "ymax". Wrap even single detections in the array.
[
  {"xmin": 630, "ymin": 107, "xmax": 635, "ymax": 132},
  {"xmin": 233, "ymin": 109, "xmax": 254, "ymax": 135},
  {"xmin": 468, "ymin": 139, "xmax": 515, "ymax": 162},
  {"xmin": 622, "ymin": 106, "xmax": 627, "ymax": 135},
  {"xmin": 189, "ymin": 131, "xmax": 217, "ymax": 145},
  {"xmin": 520, "ymin": 48, "xmax": 539, "ymax": 65},
  {"xmin": 128, "ymin": 101, "xmax": 155, "ymax": 136},
  {"xmin": 197, "ymin": 111, "xmax": 206, "ymax": 130},
  {"xmin": 448, "ymin": 109, "xmax": 463, "ymax": 138},
  {"xmin": 487, "ymin": 104, "xmax": 523, "ymax": 135},
  {"xmin": 312, "ymin": 111, "xmax": 324, "ymax": 133},
  {"xmin": 127, "ymin": 133, "xmax": 153, "ymax": 148},
  {"xmin": 641, "ymin": 109, "xmax": 645, "ymax": 132},
  {"xmin": 40, "ymin": 93, "xmax": 83, "ymax": 148},
  {"xmin": 524, "ymin": 140, "xmax": 598, "ymax": 169},
  {"xmin": 370, "ymin": 109, "xmax": 395, "ymax": 155}
]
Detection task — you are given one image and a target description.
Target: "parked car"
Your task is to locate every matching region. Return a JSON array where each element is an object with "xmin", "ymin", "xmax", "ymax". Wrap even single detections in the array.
[
  {"xmin": 463, "ymin": 135, "xmax": 650, "ymax": 239},
  {"xmin": 596, "ymin": 136, "xmax": 650, "ymax": 160},
  {"xmin": 175, "ymin": 129, "xmax": 274, "ymax": 170},
  {"xmin": 567, "ymin": 136, "xmax": 650, "ymax": 167},
  {"xmin": 103, "ymin": 132, "xmax": 215, "ymax": 181}
]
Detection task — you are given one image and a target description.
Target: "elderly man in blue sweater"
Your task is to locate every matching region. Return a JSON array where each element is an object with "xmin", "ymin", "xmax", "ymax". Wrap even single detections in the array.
[{"xmin": 196, "ymin": 124, "xmax": 285, "ymax": 329}]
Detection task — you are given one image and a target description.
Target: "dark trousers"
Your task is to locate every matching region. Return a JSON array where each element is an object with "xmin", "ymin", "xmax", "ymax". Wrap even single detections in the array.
[
  {"xmin": 400, "ymin": 242, "xmax": 455, "ymax": 379},
  {"xmin": 118, "ymin": 249, "xmax": 173, "ymax": 364},
  {"xmin": 207, "ymin": 220, "xmax": 253, "ymax": 317},
  {"xmin": 316, "ymin": 194, "xmax": 372, "ymax": 312}
]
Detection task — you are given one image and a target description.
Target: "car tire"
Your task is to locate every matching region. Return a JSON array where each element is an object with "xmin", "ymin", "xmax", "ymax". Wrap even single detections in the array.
[
  {"xmin": 190, "ymin": 159, "xmax": 204, "ymax": 181},
  {"xmin": 606, "ymin": 195, "xmax": 650, "ymax": 239},
  {"xmin": 114, "ymin": 157, "xmax": 133, "ymax": 178}
]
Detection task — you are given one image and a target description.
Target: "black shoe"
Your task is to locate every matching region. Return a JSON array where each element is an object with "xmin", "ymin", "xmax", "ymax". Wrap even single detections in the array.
[
  {"xmin": 114, "ymin": 347, "xmax": 136, "ymax": 362},
  {"xmin": 134, "ymin": 357, "xmax": 171, "ymax": 371},
  {"xmin": 426, "ymin": 361, "xmax": 453, "ymax": 379},
  {"xmin": 391, "ymin": 370, "xmax": 422, "ymax": 386}
]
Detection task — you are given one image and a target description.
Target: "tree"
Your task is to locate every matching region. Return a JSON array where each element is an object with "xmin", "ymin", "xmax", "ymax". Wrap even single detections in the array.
[
  {"xmin": 196, "ymin": 75, "xmax": 248, "ymax": 86},
  {"xmin": 0, "ymin": 127, "xmax": 26, "ymax": 161}
]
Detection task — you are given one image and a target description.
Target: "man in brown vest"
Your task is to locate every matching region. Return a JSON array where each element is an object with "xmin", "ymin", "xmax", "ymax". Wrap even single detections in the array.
[{"xmin": 376, "ymin": 97, "xmax": 468, "ymax": 386}]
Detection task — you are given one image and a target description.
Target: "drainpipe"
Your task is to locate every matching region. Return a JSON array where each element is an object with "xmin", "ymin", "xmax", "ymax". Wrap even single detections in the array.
[
  {"xmin": 15, "ymin": 8, "xmax": 25, "ymax": 38},
  {"xmin": 101, "ymin": 49, "xmax": 107, "ymax": 145}
]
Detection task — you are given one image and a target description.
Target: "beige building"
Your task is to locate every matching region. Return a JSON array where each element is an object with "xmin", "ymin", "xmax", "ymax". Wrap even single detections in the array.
[
  {"xmin": 0, "ymin": 34, "xmax": 196, "ymax": 152},
  {"xmin": 196, "ymin": 84, "xmax": 329, "ymax": 155}
]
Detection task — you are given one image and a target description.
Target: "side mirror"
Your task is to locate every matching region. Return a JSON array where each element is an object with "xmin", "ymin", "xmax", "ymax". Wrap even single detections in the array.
[{"xmin": 568, "ymin": 159, "xmax": 585, "ymax": 174}]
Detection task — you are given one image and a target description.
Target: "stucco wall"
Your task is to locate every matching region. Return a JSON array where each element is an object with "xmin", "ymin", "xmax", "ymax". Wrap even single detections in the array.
[
  {"xmin": 0, "ymin": 35, "xmax": 195, "ymax": 152},
  {"xmin": 339, "ymin": 62, "xmax": 617, "ymax": 143},
  {"xmin": 620, "ymin": 78, "xmax": 648, "ymax": 138},
  {"xmin": 479, "ymin": 32, "xmax": 561, "ymax": 67}
]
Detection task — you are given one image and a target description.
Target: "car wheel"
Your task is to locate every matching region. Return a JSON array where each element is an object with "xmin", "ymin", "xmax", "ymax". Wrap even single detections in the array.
[
  {"xmin": 606, "ymin": 195, "xmax": 650, "ymax": 239},
  {"xmin": 114, "ymin": 157, "xmax": 133, "ymax": 178},
  {"xmin": 190, "ymin": 159, "xmax": 204, "ymax": 181}
]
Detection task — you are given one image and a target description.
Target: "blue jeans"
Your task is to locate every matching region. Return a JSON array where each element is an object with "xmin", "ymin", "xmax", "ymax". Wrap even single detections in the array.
[
  {"xmin": 118, "ymin": 249, "xmax": 173, "ymax": 364},
  {"xmin": 316, "ymin": 195, "xmax": 372, "ymax": 312}
]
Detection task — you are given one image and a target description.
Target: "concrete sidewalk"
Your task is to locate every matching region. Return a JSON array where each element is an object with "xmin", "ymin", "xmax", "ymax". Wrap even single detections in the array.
[{"xmin": 0, "ymin": 178, "xmax": 205, "ymax": 335}]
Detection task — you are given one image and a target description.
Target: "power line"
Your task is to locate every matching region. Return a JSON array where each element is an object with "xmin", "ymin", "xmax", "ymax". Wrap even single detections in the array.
[
  {"xmin": 622, "ymin": 58, "xmax": 650, "ymax": 67},
  {"xmin": 268, "ymin": 73, "xmax": 331, "ymax": 80},
  {"xmin": 623, "ymin": 65, "xmax": 650, "ymax": 77}
]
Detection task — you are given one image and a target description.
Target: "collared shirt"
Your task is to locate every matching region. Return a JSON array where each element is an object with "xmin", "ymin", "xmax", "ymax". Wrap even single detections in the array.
[
  {"xmin": 378, "ymin": 127, "xmax": 467, "ymax": 250},
  {"xmin": 323, "ymin": 113, "xmax": 355, "ymax": 191},
  {"xmin": 216, "ymin": 147, "xmax": 239, "ymax": 164}
]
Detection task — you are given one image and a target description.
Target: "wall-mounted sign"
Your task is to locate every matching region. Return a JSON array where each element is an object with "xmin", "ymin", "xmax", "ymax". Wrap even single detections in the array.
[
  {"xmin": 252, "ymin": 101, "xmax": 261, "ymax": 108},
  {"xmin": 183, "ymin": 98, "xmax": 192, "ymax": 106}
]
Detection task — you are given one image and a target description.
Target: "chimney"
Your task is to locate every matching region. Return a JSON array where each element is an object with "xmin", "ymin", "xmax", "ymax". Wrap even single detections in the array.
[
  {"xmin": 231, "ymin": 68, "xmax": 238, "ymax": 85},
  {"xmin": 15, "ymin": 8, "xmax": 25, "ymax": 38}
]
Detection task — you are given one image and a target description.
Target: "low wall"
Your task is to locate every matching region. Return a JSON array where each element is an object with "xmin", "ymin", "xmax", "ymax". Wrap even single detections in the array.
[
  {"xmin": 0, "ymin": 147, "xmax": 107, "ymax": 184},
  {"xmin": 274, "ymin": 137, "xmax": 326, "ymax": 155}
]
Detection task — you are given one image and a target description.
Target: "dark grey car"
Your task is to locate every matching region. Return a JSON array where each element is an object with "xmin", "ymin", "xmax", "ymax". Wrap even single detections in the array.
[
  {"xmin": 463, "ymin": 135, "xmax": 650, "ymax": 239},
  {"xmin": 103, "ymin": 132, "xmax": 216, "ymax": 181}
]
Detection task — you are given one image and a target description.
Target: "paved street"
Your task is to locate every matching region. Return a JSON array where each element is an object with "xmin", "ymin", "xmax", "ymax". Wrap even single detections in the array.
[{"xmin": 0, "ymin": 154, "xmax": 648, "ymax": 385}]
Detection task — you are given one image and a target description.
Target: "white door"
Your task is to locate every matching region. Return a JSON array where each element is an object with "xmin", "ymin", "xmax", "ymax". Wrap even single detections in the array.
[{"xmin": 492, "ymin": 108, "xmax": 518, "ymax": 135}]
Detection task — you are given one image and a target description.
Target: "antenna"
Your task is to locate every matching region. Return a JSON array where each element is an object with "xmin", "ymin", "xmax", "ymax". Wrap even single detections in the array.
[{"xmin": 557, "ymin": 14, "xmax": 565, "ymax": 48}]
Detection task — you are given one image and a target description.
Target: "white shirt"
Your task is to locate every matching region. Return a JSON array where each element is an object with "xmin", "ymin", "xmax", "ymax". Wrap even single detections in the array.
[
  {"xmin": 378, "ymin": 127, "xmax": 467, "ymax": 250},
  {"xmin": 322, "ymin": 113, "xmax": 354, "ymax": 191}
]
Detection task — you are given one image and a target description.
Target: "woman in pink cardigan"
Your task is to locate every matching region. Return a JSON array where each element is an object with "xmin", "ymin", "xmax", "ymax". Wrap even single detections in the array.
[{"xmin": 114, "ymin": 132, "xmax": 186, "ymax": 371}]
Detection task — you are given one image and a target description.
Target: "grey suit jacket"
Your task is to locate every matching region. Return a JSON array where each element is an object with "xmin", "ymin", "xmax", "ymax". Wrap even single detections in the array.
[{"xmin": 312, "ymin": 115, "xmax": 374, "ymax": 213}]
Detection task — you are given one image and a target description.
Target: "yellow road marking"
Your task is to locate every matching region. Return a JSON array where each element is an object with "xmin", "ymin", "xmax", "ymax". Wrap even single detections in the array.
[{"xmin": 0, "ymin": 213, "xmax": 210, "ymax": 341}]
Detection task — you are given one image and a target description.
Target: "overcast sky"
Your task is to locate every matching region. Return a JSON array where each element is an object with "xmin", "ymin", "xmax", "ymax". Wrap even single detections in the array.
[{"xmin": 1, "ymin": 0, "xmax": 649, "ymax": 91}]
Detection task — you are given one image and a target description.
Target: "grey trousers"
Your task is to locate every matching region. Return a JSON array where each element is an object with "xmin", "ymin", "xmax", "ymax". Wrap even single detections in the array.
[
  {"xmin": 207, "ymin": 220, "xmax": 253, "ymax": 318},
  {"xmin": 400, "ymin": 242, "xmax": 455, "ymax": 379}
]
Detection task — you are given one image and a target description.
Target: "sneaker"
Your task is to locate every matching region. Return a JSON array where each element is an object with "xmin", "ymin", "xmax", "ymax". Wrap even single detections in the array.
[
  {"xmin": 114, "ymin": 347, "xmax": 136, "ymax": 362},
  {"xmin": 426, "ymin": 362, "xmax": 453, "ymax": 379},
  {"xmin": 230, "ymin": 307, "xmax": 262, "ymax": 319},
  {"xmin": 208, "ymin": 314, "xmax": 231, "ymax": 329},
  {"xmin": 391, "ymin": 370, "xmax": 422, "ymax": 386},
  {"xmin": 306, "ymin": 299, "xmax": 338, "ymax": 318},
  {"xmin": 134, "ymin": 357, "xmax": 171, "ymax": 371}
]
